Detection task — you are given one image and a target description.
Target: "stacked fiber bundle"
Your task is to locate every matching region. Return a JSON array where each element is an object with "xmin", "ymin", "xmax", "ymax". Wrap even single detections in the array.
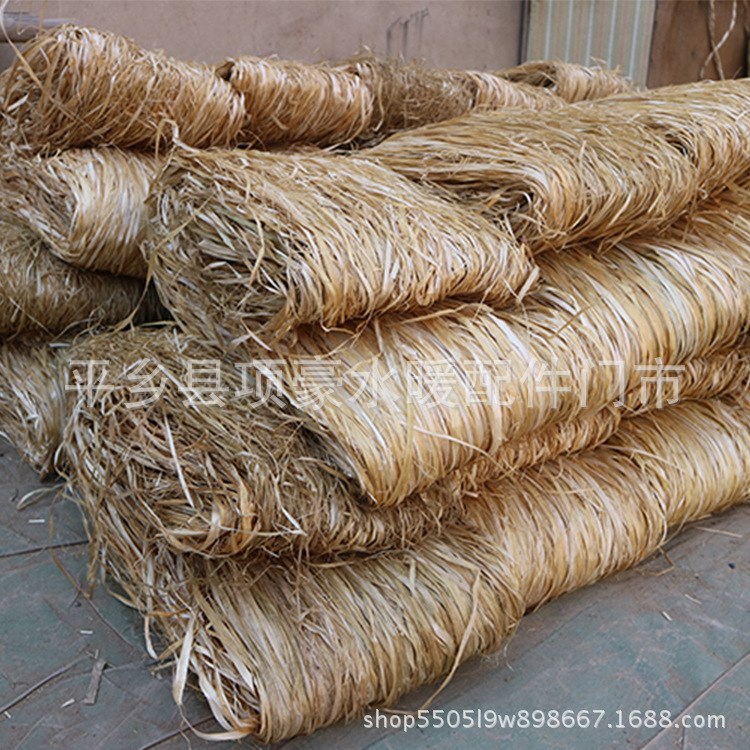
[
  {"xmin": 366, "ymin": 78, "xmax": 750, "ymax": 244},
  {"xmin": 501, "ymin": 59, "xmax": 634, "ymax": 101},
  {"xmin": 0, "ymin": 26, "xmax": 245, "ymax": 152},
  {"xmin": 148, "ymin": 146, "xmax": 534, "ymax": 347},
  {"xmin": 77, "ymin": 392, "xmax": 750, "ymax": 741},
  {"xmin": 339, "ymin": 56, "xmax": 561, "ymax": 139},
  {"xmin": 362, "ymin": 105, "xmax": 700, "ymax": 251},
  {"xmin": 2, "ymin": 22, "xmax": 750, "ymax": 745},
  {"xmin": 0, "ymin": 215, "xmax": 158, "ymax": 339},
  {"xmin": 226, "ymin": 197, "xmax": 750, "ymax": 505},
  {"xmin": 1, "ymin": 26, "xmax": 568, "ymax": 154},
  {"xmin": 58, "ymin": 328, "xmax": 750, "ymax": 558},
  {"xmin": 216, "ymin": 56, "xmax": 374, "ymax": 146},
  {"xmin": 2, "ymin": 149, "xmax": 156, "ymax": 277}
]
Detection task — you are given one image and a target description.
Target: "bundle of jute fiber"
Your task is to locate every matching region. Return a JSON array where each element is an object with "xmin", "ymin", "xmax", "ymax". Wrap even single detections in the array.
[
  {"xmin": 457, "ymin": 341, "xmax": 750, "ymax": 492},
  {"xmin": 2, "ymin": 149, "xmax": 157, "ymax": 277},
  {"xmin": 0, "ymin": 340, "xmax": 69, "ymax": 475},
  {"xmin": 83, "ymin": 395, "xmax": 750, "ymax": 741},
  {"xmin": 501, "ymin": 59, "xmax": 633, "ymax": 102},
  {"xmin": 0, "ymin": 25, "xmax": 245, "ymax": 151},
  {"xmin": 62, "ymin": 326, "xmax": 750, "ymax": 558},
  {"xmin": 215, "ymin": 57, "xmax": 373, "ymax": 147},
  {"xmin": 362, "ymin": 106, "xmax": 699, "ymax": 252},
  {"xmin": 149, "ymin": 147, "xmax": 534, "ymax": 347},
  {"xmin": 339, "ymin": 56, "xmax": 560, "ymax": 139},
  {"xmin": 267, "ymin": 199, "xmax": 750, "ymax": 505},
  {"xmin": 591, "ymin": 78, "xmax": 750, "ymax": 193},
  {"xmin": 0, "ymin": 218, "xmax": 161, "ymax": 338},
  {"xmin": 63, "ymin": 327, "xmax": 464, "ymax": 558}
]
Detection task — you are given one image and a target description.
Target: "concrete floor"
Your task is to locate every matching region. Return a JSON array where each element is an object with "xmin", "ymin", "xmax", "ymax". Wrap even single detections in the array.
[{"xmin": 0, "ymin": 436, "xmax": 748, "ymax": 750}]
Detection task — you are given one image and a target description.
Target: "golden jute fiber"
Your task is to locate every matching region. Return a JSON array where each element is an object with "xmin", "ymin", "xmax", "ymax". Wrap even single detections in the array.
[
  {"xmin": 61, "ymin": 327, "xmax": 749, "ymax": 558},
  {"xmin": 270, "ymin": 197, "xmax": 750, "ymax": 505},
  {"xmin": 0, "ymin": 340, "xmax": 69, "ymax": 475},
  {"xmin": 364, "ymin": 106, "xmax": 699, "ymax": 252},
  {"xmin": 216, "ymin": 56, "xmax": 374, "ymax": 147},
  {"xmin": 591, "ymin": 78, "xmax": 750, "ymax": 193},
  {"xmin": 340, "ymin": 56, "xmax": 560, "ymax": 140},
  {"xmin": 2, "ymin": 149, "xmax": 156, "ymax": 277},
  {"xmin": 501, "ymin": 60, "xmax": 634, "ymax": 102},
  {"xmin": 0, "ymin": 217, "xmax": 160, "ymax": 339},
  {"xmin": 84, "ymin": 395, "xmax": 750, "ymax": 741},
  {"xmin": 149, "ymin": 147, "xmax": 534, "ymax": 347},
  {"xmin": 1, "ymin": 25, "xmax": 245, "ymax": 151}
]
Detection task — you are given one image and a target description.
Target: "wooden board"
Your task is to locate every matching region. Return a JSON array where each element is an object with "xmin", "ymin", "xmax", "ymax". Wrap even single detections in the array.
[{"xmin": 649, "ymin": 0, "xmax": 748, "ymax": 87}]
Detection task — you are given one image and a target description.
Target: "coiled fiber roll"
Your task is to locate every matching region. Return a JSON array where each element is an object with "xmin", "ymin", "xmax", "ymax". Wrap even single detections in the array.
[
  {"xmin": 85, "ymin": 395, "xmax": 750, "ymax": 741},
  {"xmin": 61, "ymin": 327, "xmax": 750, "ymax": 558},
  {"xmin": 149, "ymin": 148, "xmax": 534, "ymax": 347},
  {"xmin": 501, "ymin": 60, "xmax": 634, "ymax": 102},
  {"xmin": 2, "ymin": 149, "xmax": 156, "ymax": 277},
  {"xmin": 0, "ymin": 217, "xmax": 159, "ymax": 339},
  {"xmin": 0, "ymin": 340, "xmax": 69, "ymax": 476},
  {"xmin": 270, "ymin": 197, "xmax": 750, "ymax": 505},
  {"xmin": 0, "ymin": 25, "xmax": 245, "ymax": 151},
  {"xmin": 363, "ymin": 106, "xmax": 699, "ymax": 252},
  {"xmin": 216, "ymin": 57, "xmax": 374, "ymax": 147}
]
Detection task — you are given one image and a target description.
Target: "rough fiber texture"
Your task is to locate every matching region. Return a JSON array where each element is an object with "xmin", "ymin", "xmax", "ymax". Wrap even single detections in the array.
[
  {"xmin": 364, "ymin": 106, "xmax": 699, "ymax": 252},
  {"xmin": 0, "ymin": 340, "xmax": 69, "ymax": 475},
  {"xmin": 0, "ymin": 25, "xmax": 245, "ymax": 151},
  {"xmin": 0, "ymin": 217, "xmax": 159, "ymax": 339},
  {"xmin": 59, "ymin": 328, "xmax": 749, "ymax": 558},
  {"xmin": 271, "ymin": 198, "xmax": 750, "ymax": 504},
  {"xmin": 2, "ymin": 149, "xmax": 156, "ymax": 277},
  {"xmin": 341, "ymin": 56, "xmax": 560, "ymax": 140},
  {"xmin": 501, "ymin": 60, "xmax": 634, "ymax": 102},
  {"xmin": 591, "ymin": 78, "xmax": 750, "ymax": 193},
  {"xmin": 84, "ymin": 395, "xmax": 750, "ymax": 741},
  {"xmin": 63, "ymin": 328, "xmax": 461, "ymax": 558},
  {"xmin": 149, "ymin": 147, "xmax": 534, "ymax": 347},
  {"xmin": 216, "ymin": 57, "xmax": 373, "ymax": 146}
]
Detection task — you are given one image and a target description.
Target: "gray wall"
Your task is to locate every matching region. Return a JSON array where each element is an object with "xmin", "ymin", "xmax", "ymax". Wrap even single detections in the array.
[{"xmin": 2, "ymin": 1, "xmax": 523, "ymax": 69}]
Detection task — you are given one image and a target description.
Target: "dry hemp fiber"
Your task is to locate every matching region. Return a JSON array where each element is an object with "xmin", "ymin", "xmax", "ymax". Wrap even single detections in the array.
[
  {"xmin": 63, "ymin": 327, "xmax": 462, "ymax": 558},
  {"xmin": 0, "ymin": 25, "xmax": 245, "ymax": 151},
  {"xmin": 590, "ymin": 78, "xmax": 750, "ymax": 193},
  {"xmin": 216, "ymin": 56, "xmax": 374, "ymax": 147},
  {"xmin": 62, "ymin": 327, "xmax": 750, "ymax": 558},
  {"xmin": 0, "ymin": 340, "xmax": 70, "ymax": 475},
  {"xmin": 85, "ymin": 395, "xmax": 750, "ymax": 741},
  {"xmin": 339, "ymin": 55, "xmax": 560, "ymax": 140},
  {"xmin": 148, "ymin": 147, "xmax": 534, "ymax": 348},
  {"xmin": 363, "ymin": 105, "xmax": 699, "ymax": 252},
  {"xmin": 501, "ymin": 59, "xmax": 634, "ymax": 102},
  {"xmin": 269, "ymin": 196, "xmax": 750, "ymax": 505},
  {"xmin": 2, "ymin": 149, "xmax": 157, "ymax": 277},
  {"xmin": 0, "ymin": 217, "xmax": 159, "ymax": 339}
]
